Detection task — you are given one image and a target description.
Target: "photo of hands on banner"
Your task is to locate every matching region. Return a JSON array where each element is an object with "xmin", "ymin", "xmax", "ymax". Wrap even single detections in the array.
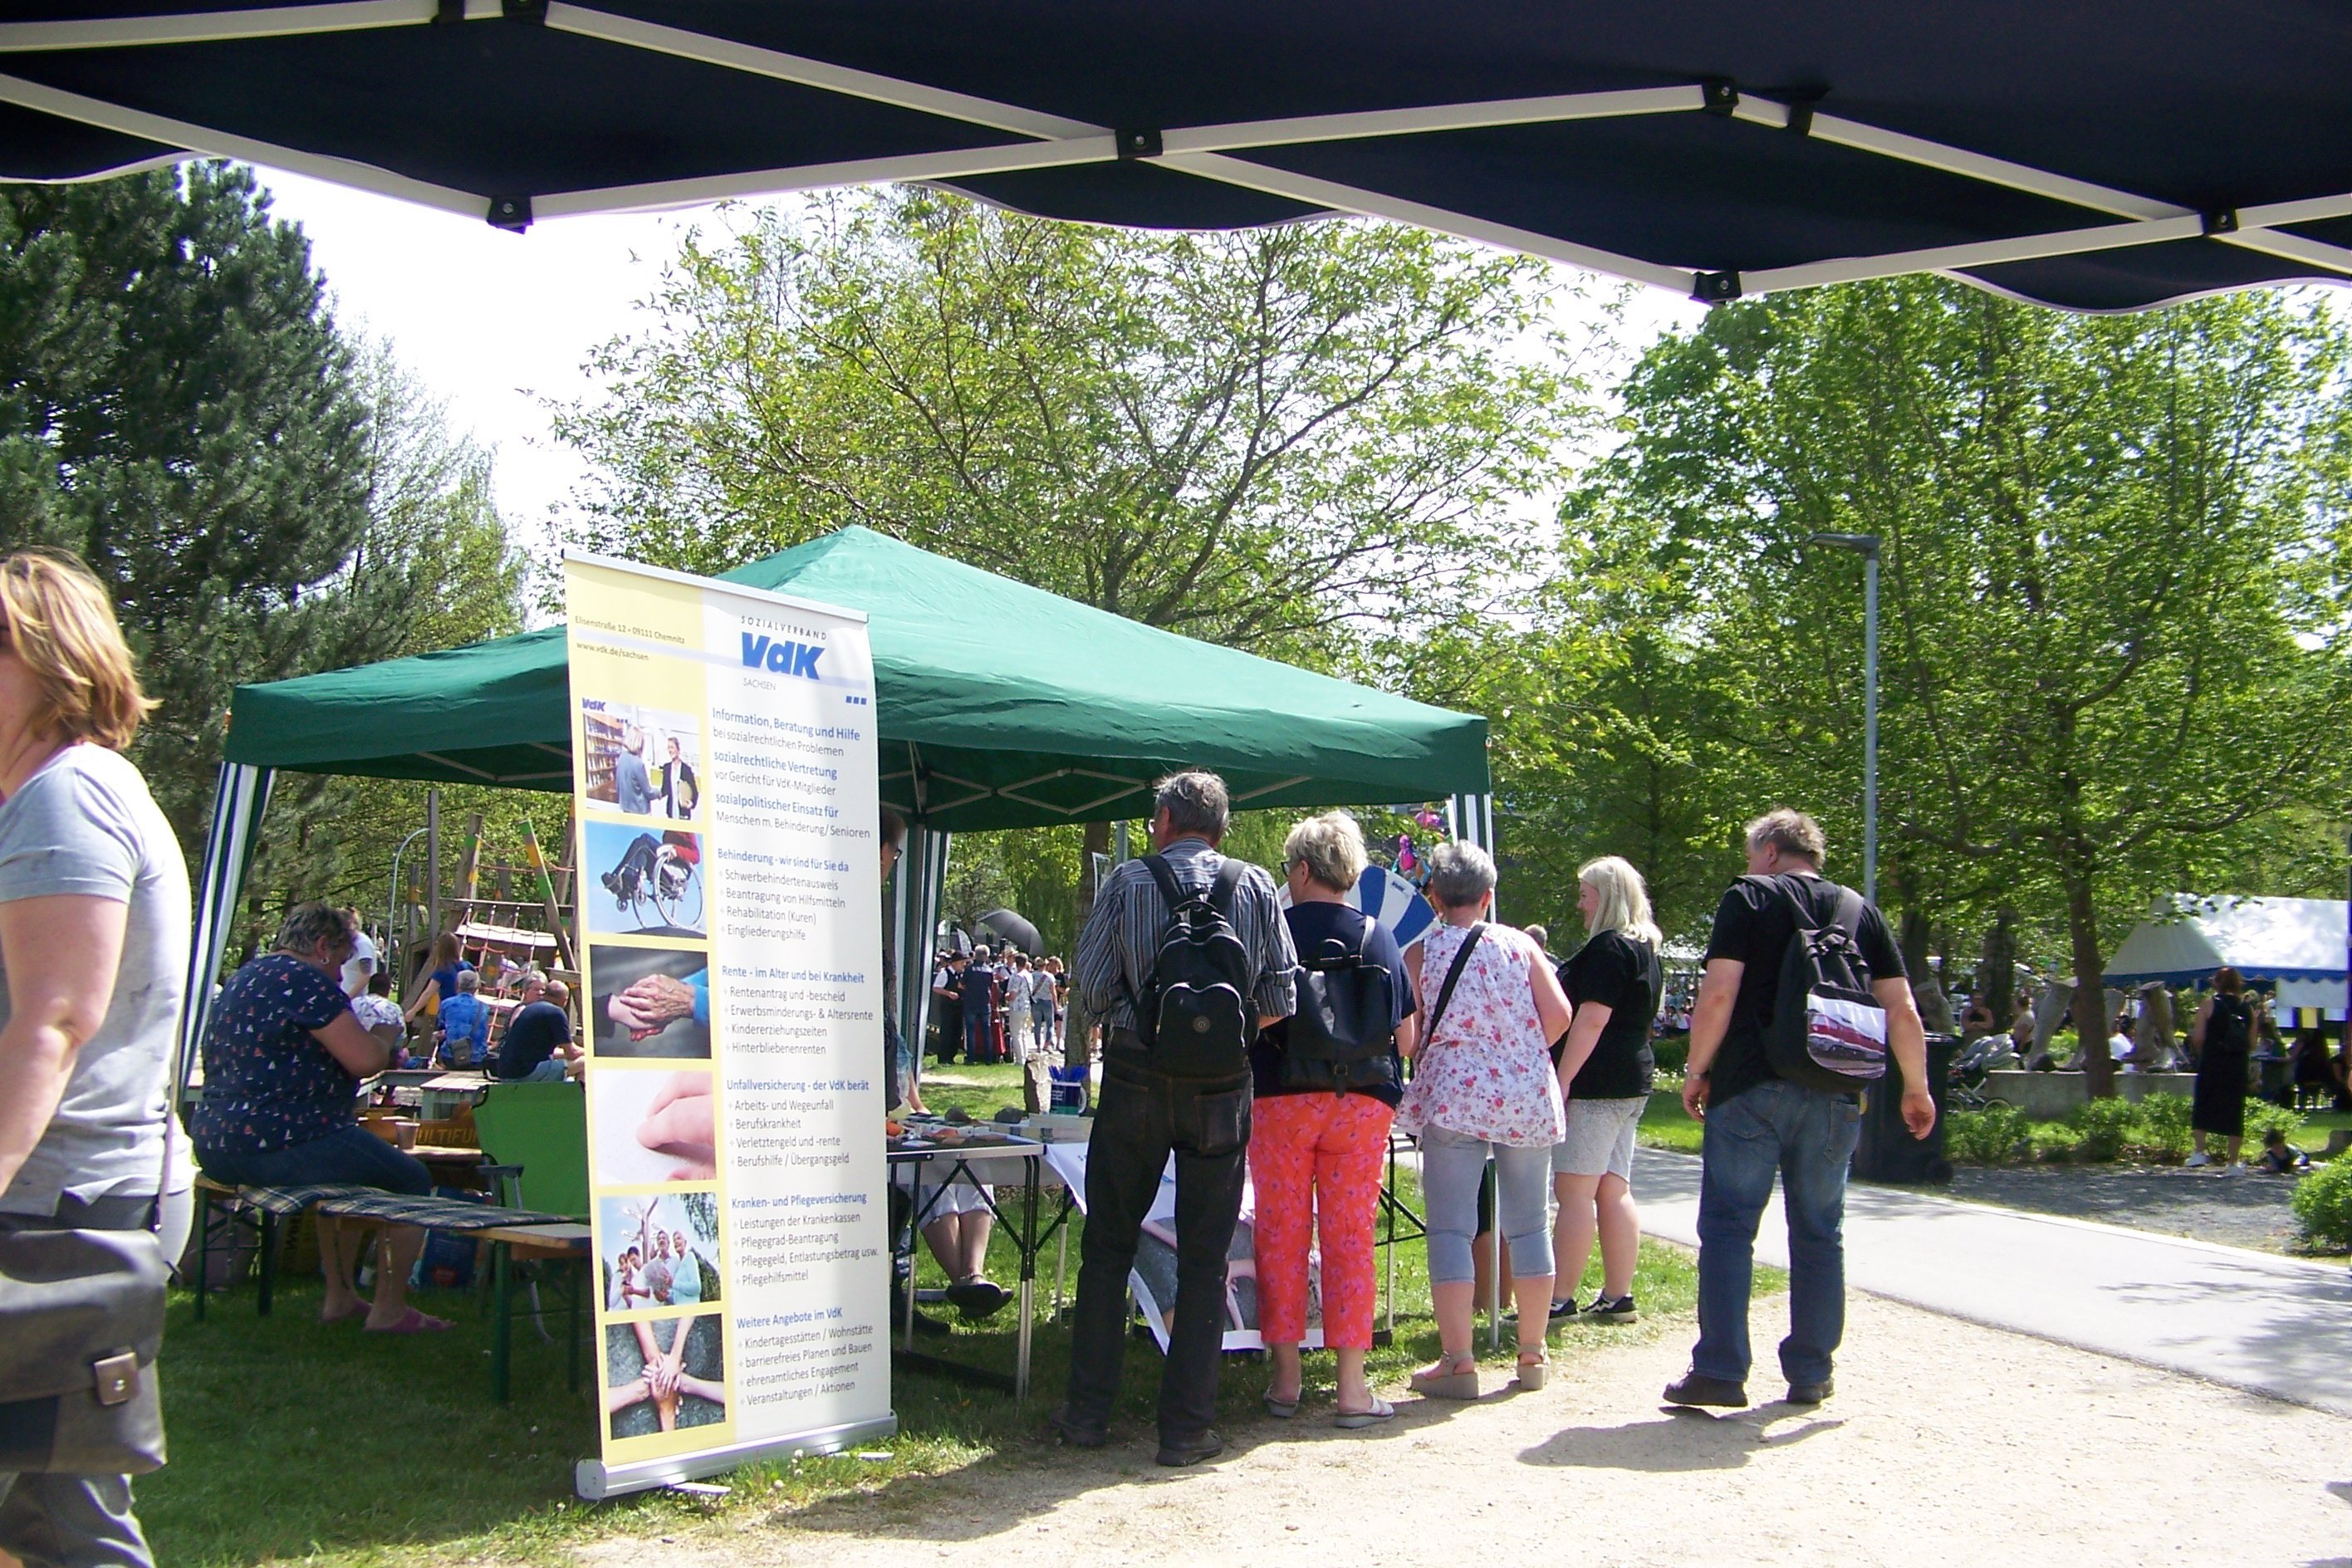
[
  {"xmin": 589, "ymin": 942, "xmax": 712, "ymax": 1058},
  {"xmin": 605, "ymin": 1312, "xmax": 726, "ymax": 1439}
]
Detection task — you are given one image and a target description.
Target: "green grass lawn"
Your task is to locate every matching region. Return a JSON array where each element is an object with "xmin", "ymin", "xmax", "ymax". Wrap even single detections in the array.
[
  {"xmin": 145, "ymin": 1062, "xmax": 1747, "ymax": 1566},
  {"xmin": 1639, "ymin": 1085, "xmax": 1703, "ymax": 1152}
]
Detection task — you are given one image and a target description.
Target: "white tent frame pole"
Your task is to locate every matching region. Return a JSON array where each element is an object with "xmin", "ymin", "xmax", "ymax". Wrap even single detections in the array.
[
  {"xmin": 0, "ymin": 70, "xmax": 488, "ymax": 219},
  {"xmin": 0, "ymin": 0, "xmax": 463, "ymax": 51},
  {"xmin": 179, "ymin": 763, "xmax": 274, "ymax": 1095}
]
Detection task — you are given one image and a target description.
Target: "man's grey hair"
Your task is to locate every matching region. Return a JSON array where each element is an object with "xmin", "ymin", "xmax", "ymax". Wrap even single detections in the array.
[
  {"xmin": 1423, "ymin": 840, "xmax": 1497, "ymax": 909},
  {"xmin": 1154, "ymin": 769, "xmax": 1230, "ymax": 840},
  {"xmin": 274, "ymin": 900, "xmax": 357, "ymax": 957},
  {"xmin": 1745, "ymin": 807, "xmax": 1828, "ymax": 865},
  {"xmin": 455, "ymin": 968, "xmax": 481, "ymax": 993}
]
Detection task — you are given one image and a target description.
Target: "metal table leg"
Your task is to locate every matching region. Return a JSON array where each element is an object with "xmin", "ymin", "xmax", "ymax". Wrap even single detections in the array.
[
  {"xmin": 1016, "ymin": 1154, "xmax": 1039, "ymax": 1401},
  {"xmin": 194, "ymin": 1188, "xmax": 211, "ymax": 1323},
  {"xmin": 566, "ymin": 1257, "xmax": 582, "ymax": 1393},
  {"xmin": 257, "ymin": 1208, "xmax": 277, "ymax": 1317},
  {"xmin": 492, "ymin": 1240, "xmax": 512, "ymax": 1403}
]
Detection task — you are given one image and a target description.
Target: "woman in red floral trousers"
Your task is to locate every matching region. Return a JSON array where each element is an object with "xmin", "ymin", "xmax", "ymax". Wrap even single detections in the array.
[{"xmin": 1251, "ymin": 812, "xmax": 1418, "ymax": 1428}]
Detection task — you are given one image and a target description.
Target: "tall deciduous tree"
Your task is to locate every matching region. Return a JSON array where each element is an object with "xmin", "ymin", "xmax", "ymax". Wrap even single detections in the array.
[
  {"xmin": 558, "ymin": 186, "xmax": 1600, "ymax": 925},
  {"xmin": 1567, "ymin": 279, "xmax": 2352, "ymax": 1093}
]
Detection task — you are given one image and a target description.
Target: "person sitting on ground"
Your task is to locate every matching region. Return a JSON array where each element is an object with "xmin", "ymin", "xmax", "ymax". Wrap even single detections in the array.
[
  {"xmin": 2256, "ymin": 1125, "xmax": 2310, "ymax": 1175},
  {"xmin": 496, "ymin": 978, "xmax": 576, "ymax": 1081},
  {"xmin": 435, "ymin": 966, "xmax": 492, "ymax": 1069},
  {"xmin": 193, "ymin": 901, "xmax": 448, "ymax": 1332}
]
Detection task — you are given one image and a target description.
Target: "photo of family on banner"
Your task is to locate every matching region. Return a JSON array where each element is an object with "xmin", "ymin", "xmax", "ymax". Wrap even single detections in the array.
[{"xmin": 1046, "ymin": 859, "xmax": 1436, "ymax": 1353}]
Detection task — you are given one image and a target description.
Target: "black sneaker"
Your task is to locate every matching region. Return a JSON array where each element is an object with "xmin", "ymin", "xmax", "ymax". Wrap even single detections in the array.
[
  {"xmin": 1583, "ymin": 1294, "xmax": 1639, "ymax": 1323},
  {"xmin": 945, "ymin": 1279, "xmax": 1011, "ymax": 1321},
  {"xmin": 1663, "ymin": 1371, "xmax": 1749, "ymax": 1409},
  {"xmin": 1786, "ymin": 1377, "xmax": 1835, "ymax": 1406},
  {"xmin": 1155, "ymin": 1429, "xmax": 1225, "ymax": 1468},
  {"xmin": 1546, "ymin": 1298, "xmax": 1579, "ymax": 1323},
  {"xmin": 1048, "ymin": 1406, "xmax": 1108, "ymax": 1448}
]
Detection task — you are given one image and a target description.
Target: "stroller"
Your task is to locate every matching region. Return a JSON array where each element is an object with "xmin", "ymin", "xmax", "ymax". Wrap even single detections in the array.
[{"xmin": 1947, "ymin": 1031, "xmax": 2019, "ymax": 1111}]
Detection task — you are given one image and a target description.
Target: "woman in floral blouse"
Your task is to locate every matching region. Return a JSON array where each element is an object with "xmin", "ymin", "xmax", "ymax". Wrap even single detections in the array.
[
  {"xmin": 193, "ymin": 902, "xmax": 448, "ymax": 1332},
  {"xmin": 1396, "ymin": 840, "xmax": 1572, "ymax": 1398}
]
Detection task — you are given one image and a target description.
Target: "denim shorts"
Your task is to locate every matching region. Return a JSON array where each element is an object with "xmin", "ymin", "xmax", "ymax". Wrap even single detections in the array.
[{"xmin": 195, "ymin": 1124, "xmax": 434, "ymax": 1195}]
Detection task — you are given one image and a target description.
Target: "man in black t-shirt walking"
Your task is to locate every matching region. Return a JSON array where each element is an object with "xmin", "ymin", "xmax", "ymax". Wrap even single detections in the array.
[{"xmin": 1667, "ymin": 809, "xmax": 1933, "ymax": 1410}]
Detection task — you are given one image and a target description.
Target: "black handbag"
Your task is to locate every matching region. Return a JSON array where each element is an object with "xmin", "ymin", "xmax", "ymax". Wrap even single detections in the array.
[
  {"xmin": 0, "ymin": 1048, "xmax": 177, "ymax": 1475},
  {"xmin": 0, "ymin": 1223, "xmax": 169, "ymax": 1474}
]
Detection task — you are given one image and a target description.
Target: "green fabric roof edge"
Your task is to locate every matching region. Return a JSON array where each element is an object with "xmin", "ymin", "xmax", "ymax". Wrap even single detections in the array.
[{"xmin": 225, "ymin": 527, "xmax": 1489, "ymax": 831}]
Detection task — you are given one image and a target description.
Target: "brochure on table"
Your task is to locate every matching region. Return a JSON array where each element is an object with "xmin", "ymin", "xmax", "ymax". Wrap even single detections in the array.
[{"xmin": 565, "ymin": 555, "xmax": 892, "ymax": 1500}]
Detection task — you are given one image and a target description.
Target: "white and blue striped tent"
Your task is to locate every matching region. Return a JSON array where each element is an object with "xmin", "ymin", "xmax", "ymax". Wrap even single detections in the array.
[{"xmin": 2105, "ymin": 894, "xmax": 2347, "ymax": 1023}]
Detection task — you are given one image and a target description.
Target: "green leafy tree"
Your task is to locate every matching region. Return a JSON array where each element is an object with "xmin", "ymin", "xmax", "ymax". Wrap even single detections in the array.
[
  {"xmin": 0, "ymin": 163, "xmax": 375, "ymax": 845},
  {"xmin": 560, "ymin": 188, "xmax": 1601, "ymax": 924},
  {"xmin": 1566, "ymin": 279, "xmax": 2352, "ymax": 1093}
]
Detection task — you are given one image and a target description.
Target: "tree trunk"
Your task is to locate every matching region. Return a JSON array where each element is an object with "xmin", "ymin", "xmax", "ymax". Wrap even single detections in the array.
[
  {"xmin": 1979, "ymin": 908, "xmax": 2016, "ymax": 1025},
  {"xmin": 2064, "ymin": 875, "xmax": 2117, "ymax": 1098}
]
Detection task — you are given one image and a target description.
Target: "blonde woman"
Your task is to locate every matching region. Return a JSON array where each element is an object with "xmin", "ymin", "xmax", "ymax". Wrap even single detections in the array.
[
  {"xmin": 1547, "ymin": 856, "xmax": 1664, "ymax": 1322},
  {"xmin": 1252, "ymin": 811, "xmax": 1416, "ymax": 1427},
  {"xmin": 0, "ymin": 551, "xmax": 190, "ymax": 1568}
]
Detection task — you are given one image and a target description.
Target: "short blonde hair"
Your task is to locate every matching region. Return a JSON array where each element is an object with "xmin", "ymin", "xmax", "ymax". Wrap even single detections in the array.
[
  {"xmin": 1745, "ymin": 808, "xmax": 1827, "ymax": 865},
  {"xmin": 1282, "ymin": 811, "xmax": 1367, "ymax": 894},
  {"xmin": 1577, "ymin": 855, "xmax": 1662, "ymax": 947},
  {"xmin": 0, "ymin": 551, "xmax": 154, "ymax": 750}
]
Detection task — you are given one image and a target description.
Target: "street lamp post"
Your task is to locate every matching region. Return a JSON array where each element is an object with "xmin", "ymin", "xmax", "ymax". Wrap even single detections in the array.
[{"xmin": 1809, "ymin": 532, "xmax": 1880, "ymax": 904}]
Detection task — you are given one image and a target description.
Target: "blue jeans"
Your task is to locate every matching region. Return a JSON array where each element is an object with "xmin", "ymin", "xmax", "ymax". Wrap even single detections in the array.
[
  {"xmin": 1693, "ymin": 1080, "xmax": 1861, "ymax": 1387},
  {"xmin": 195, "ymin": 1124, "xmax": 434, "ymax": 1195}
]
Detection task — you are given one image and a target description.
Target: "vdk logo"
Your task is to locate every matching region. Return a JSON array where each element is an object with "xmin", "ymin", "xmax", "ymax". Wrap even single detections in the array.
[{"xmin": 741, "ymin": 633, "xmax": 824, "ymax": 680}]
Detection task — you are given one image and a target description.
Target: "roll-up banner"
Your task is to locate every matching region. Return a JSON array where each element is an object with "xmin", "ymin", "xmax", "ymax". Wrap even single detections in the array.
[{"xmin": 564, "ymin": 555, "xmax": 893, "ymax": 1501}]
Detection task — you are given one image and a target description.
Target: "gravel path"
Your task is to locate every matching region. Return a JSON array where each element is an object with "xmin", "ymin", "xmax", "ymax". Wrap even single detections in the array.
[
  {"xmin": 582, "ymin": 1293, "xmax": 2352, "ymax": 1568},
  {"xmin": 1940, "ymin": 1162, "xmax": 2328, "ymax": 1254}
]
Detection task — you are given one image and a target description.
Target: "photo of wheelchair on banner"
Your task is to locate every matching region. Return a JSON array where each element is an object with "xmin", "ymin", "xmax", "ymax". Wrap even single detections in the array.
[{"xmin": 584, "ymin": 822, "xmax": 707, "ymax": 938}]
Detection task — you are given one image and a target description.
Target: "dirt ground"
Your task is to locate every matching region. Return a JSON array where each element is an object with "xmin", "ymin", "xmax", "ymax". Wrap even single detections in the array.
[{"xmin": 581, "ymin": 1291, "xmax": 2352, "ymax": 1568}]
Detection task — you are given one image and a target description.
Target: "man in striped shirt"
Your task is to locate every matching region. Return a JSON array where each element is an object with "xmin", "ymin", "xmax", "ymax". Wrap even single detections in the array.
[{"xmin": 1053, "ymin": 770, "xmax": 1296, "ymax": 1468}]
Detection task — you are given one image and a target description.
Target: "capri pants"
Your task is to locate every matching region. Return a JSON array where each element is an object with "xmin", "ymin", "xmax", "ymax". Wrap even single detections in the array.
[
  {"xmin": 1250, "ymin": 1091, "xmax": 1394, "ymax": 1349},
  {"xmin": 1419, "ymin": 1122, "xmax": 1554, "ymax": 1284}
]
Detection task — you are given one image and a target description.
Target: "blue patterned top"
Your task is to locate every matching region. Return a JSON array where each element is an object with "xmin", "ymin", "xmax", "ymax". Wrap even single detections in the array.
[{"xmin": 192, "ymin": 954, "xmax": 360, "ymax": 1156}]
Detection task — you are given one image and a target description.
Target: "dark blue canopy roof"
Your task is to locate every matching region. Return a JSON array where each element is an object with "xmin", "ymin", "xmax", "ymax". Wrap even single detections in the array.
[{"xmin": 0, "ymin": 2, "xmax": 2345, "ymax": 311}]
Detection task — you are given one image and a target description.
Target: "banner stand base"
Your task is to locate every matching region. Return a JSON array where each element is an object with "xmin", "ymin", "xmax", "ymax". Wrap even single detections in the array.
[{"xmin": 575, "ymin": 1413, "xmax": 900, "ymax": 1501}]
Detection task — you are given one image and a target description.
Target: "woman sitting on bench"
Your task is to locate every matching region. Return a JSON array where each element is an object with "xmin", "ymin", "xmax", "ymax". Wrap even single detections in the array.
[{"xmin": 191, "ymin": 902, "xmax": 448, "ymax": 1333}]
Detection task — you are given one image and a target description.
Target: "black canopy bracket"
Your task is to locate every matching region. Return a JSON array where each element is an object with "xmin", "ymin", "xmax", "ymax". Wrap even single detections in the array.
[
  {"xmin": 502, "ymin": 0, "xmax": 546, "ymax": 21},
  {"xmin": 433, "ymin": 0, "xmax": 464, "ymax": 22},
  {"xmin": 2201, "ymin": 208, "xmax": 2240, "ymax": 235},
  {"xmin": 1784, "ymin": 100, "xmax": 1816, "ymax": 137},
  {"xmin": 1701, "ymin": 78, "xmax": 1740, "ymax": 117},
  {"xmin": 1116, "ymin": 127, "xmax": 1163, "ymax": 159},
  {"xmin": 487, "ymin": 195, "xmax": 532, "ymax": 231},
  {"xmin": 1691, "ymin": 269, "xmax": 1742, "ymax": 304}
]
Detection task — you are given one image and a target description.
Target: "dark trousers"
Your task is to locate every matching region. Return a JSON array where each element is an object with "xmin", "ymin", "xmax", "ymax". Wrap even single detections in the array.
[{"xmin": 1062, "ymin": 1043, "xmax": 1251, "ymax": 1443}]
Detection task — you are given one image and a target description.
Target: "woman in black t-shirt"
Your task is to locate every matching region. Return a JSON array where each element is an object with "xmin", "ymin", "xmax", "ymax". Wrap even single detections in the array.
[{"xmin": 1546, "ymin": 855, "xmax": 1664, "ymax": 1322}]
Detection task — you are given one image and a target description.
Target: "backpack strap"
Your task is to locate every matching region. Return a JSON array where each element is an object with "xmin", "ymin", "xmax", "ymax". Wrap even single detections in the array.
[
  {"xmin": 1141, "ymin": 852, "xmax": 1187, "ymax": 913},
  {"xmin": 1830, "ymin": 886, "xmax": 1866, "ymax": 942},
  {"xmin": 1420, "ymin": 922, "xmax": 1486, "ymax": 1047},
  {"xmin": 1207, "ymin": 855, "xmax": 1246, "ymax": 914}
]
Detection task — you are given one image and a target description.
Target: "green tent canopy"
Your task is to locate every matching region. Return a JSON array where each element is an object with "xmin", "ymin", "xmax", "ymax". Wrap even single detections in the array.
[{"xmin": 225, "ymin": 527, "xmax": 1488, "ymax": 831}]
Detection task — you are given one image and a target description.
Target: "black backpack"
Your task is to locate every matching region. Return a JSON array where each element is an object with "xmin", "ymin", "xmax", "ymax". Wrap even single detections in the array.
[
  {"xmin": 1126, "ymin": 855, "xmax": 1257, "ymax": 1079},
  {"xmin": 1277, "ymin": 913, "xmax": 1399, "ymax": 1095},
  {"xmin": 1747, "ymin": 874, "xmax": 1890, "ymax": 1094}
]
